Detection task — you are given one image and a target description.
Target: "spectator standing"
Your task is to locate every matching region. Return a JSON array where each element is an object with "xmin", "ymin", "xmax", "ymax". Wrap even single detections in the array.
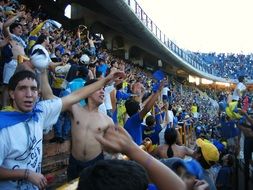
[{"xmin": 2, "ymin": 11, "xmax": 27, "ymax": 107}]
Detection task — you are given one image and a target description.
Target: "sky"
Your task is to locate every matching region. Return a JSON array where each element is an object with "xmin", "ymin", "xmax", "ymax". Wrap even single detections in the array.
[{"xmin": 136, "ymin": 0, "xmax": 253, "ymax": 54}]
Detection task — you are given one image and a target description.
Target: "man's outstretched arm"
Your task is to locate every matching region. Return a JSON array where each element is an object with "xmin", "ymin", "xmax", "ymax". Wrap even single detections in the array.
[{"xmin": 40, "ymin": 68, "xmax": 125, "ymax": 112}]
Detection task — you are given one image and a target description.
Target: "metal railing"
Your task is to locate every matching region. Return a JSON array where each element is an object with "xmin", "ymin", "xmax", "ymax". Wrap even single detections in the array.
[{"xmin": 124, "ymin": 0, "xmax": 213, "ymax": 75}]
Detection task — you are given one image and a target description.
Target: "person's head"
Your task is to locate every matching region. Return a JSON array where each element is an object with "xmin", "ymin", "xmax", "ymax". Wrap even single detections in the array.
[
  {"xmin": 72, "ymin": 54, "xmax": 80, "ymax": 62},
  {"xmin": 111, "ymin": 60, "xmax": 118, "ymax": 68},
  {"xmin": 78, "ymin": 159, "xmax": 148, "ymax": 190},
  {"xmin": 194, "ymin": 138, "xmax": 220, "ymax": 169},
  {"xmin": 55, "ymin": 48, "xmax": 61, "ymax": 57},
  {"xmin": 125, "ymin": 99, "xmax": 140, "ymax": 117},
  {"xmin": 145, "ymin": 115, "xmax": 156, "ymax": 127},
  {"xmin": 222, "ymin": 154, "xmax": 234, "ymax": 167},
  {"xmin": 9, "ymin": 22, "xmax": 23, "ymax": 36},
  {"xmin": 35, "ymin": 34, "xmax": 49, "ymax": 46},
  {"xmin": 84, "ymin": 79, "xmax": 104, "ymax": 106},
  {"xmin": 161, "ymin": 158, "xmax": 203, "ymax": 190},
  {"xmin": 164, "ymin": 127, "xmax": 178, "ymax": 146},
  {"xmin": 8, "ymin": 70, "xmax": 39, "ymax": 112},
  {"xmin": 238, "ymin": 76, "xmax": 245, "ymax": 83},
  {"xmin": 62, "ymin": 53, "xmax": 70, "ymax": 64}
]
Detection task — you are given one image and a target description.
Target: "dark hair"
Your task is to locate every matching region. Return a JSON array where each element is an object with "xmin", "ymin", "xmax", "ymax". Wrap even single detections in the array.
[
  {"xmin": 73, "ymin": 53, "xmax": 80, "ymax": 60},
  {"xmin": 110, "ymin": 60, "xmax": 117, "ymax": 67},
  {"xmin": 88, "ymin": 64, "xmax": 96, "ymax": 68},
  {"xmin": 62, "ymin": 53, "xmax": 70, "ymax": 57},
  {"xmin": 238, "ymin": 76, "xmax": 245, "ymax": 82},
  {"xmin": 9, "ymin": 22, "xmax": 22, "ymax": 34},
  {"xmin": 8, "ymin": 70, "xmax": 39, "ymax": 91},
  {"xmin": 77, "ymin": 160, "xmax": 148, "ymax": 190},
  {"xmin": 195, "ymin": 147, "xmax": 215, "ymax": 169},
  {"xmin": 78, "ymin": 66, "xmax": 89, "ymax": 79},
  {"xmin": 55, "ymin": 47, "xmax": 60, "ymax": 53},
  {"xmin": 125, "ymin": 99, "xmax": 140, "ymax": 117},
  {"xmin": 164, "ymin": 127, "xmax": 178, "ymax": 146},
  {"xmin": 115, "ymin": 82, "xmax": 123, "ymax": 90},
  {"xmin": 35, "ymin": 34, "xmax": 48, "ymax": 45},
  {"xmin": 84, "ymin": 79, "xmax": 98, "ymax": 103},
  {"xmin": 146, "ymin": 115, "xmax": 155, "ymax": 127}
]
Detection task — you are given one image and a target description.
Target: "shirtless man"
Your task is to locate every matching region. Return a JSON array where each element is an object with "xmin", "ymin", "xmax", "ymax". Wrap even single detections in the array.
[
  {"xmin": 67, "ymin": 79, "xmax": 116, "ymax": 181},
  {"xmin": 2, "ymin": 11, "xmax": 27, "ymax": 107},
  {"xmin": 87, "ymin": 30, "xmax": 100, "ymax": 56}
]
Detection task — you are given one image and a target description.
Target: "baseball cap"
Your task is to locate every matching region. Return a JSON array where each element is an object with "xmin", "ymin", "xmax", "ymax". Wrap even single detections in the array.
[
  {"xmin": 196, "ymin": 138, "xmax": 219, "ymax": 164},
  {"xmin": 184, "ymin": 159, "xmax": 203, "ymax": 180},
  {"xmin": 160, "ymin": 158, "xmax": 203, "ymax": 179},
  {"xmin": 80, "ymin": 54, "xmax": 90, "ymax": 64}
]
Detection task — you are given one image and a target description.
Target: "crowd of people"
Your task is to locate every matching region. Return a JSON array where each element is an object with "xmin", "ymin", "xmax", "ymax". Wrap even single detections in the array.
[
  {"xmin": 193, "ymin": 52, "xmax": 253, "ymax": 79},
  {"xmin": 0, "ymin": 0, "xmax": 252, "ymax": 190}
]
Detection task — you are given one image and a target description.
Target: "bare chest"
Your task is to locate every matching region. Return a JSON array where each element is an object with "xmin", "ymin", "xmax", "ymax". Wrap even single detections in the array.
[{"xmin": 72, "ymin": 108, "xmax": 110, "ymax": 133}]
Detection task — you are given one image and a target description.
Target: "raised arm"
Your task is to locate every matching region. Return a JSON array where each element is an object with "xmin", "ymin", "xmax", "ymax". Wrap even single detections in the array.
[
  {"xmin": 86, "ymin": 30, "xmax": 90, "ymax": 40},
  {"xmin": 40, "ymin": 69, "xmax": 56, "ymax": 100},
  {"xmin": 139, "ymin": 83, "xmax": 163, "ymax": 120},
  {"xmin": 96, "ymin": 126, "xmax": 186, "ymax": 190},
  {"xmin": 61, "ymin": 71, "xmax": 125, "ymax": 112},
  {"xmin": 3, "ymin": 11, "xmax": 25, "ymax": 37},
  {"xmin": 239, "ymin": 109, "xmax": 253, "ymax": 126},
  {"xmin": 237, "ymin": 123, "xmax": 253, "ymax": 137}
]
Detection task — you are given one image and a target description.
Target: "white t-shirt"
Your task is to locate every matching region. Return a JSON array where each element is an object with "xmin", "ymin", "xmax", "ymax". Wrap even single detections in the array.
[
  {"xmin": 98, "ymin": 103, "xmax": 107, "ymax": 115},
  {"xmin": 162, "ymin": 87, "xmax": 170, "ymax": 96},
  {"xmin": 104, "ymin": 85, "xmax": 115, "ymax": 110},
  {"xmin": 232, "ymin": 82, "xmax": 246, "ymax": 101},
  {"xmin": 167, "ymin": 110, "xmax": 174, "ymax": 125},
  {"xmin": 0, "ymin": 98, "xmax": 62, "ymax": 190},
  {"xmin": 55, "ymin": 63, "xmax": 71, "ymax": 74},
  {"xmin": 159, "ymin": 110, "xmax": 174, "ymax": 145}
]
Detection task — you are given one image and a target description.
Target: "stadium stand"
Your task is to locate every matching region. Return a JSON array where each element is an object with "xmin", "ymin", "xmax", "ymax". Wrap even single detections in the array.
[{"xmin": 0, "ymin": 0, "xmax": 252, "ymax": 190}]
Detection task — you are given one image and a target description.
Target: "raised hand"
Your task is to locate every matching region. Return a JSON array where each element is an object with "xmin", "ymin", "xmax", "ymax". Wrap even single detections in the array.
[
  {"xmin": 105, "ymin": 71, "xmax": 126, "ymax": 85},
  {"xmin": 96, "ymin": 125, "xmax": 136, "ymax": 155},
  {"xmin": 193, "ymin": 180, "xmax": 209, "ymax": 190}
]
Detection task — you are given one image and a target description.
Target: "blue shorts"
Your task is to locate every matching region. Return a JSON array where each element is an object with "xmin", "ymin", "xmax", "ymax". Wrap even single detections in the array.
[{"xmin": 67, "ymin": 152, "xmax": 104, "ymax": 181}]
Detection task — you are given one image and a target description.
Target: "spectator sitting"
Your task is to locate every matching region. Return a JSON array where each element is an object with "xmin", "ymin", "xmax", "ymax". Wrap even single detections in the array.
[
  {"xmin": 142, "ymin": 115, "xmax": 162, "ymax": 146},
  {"xmin": 154, "ymin": 127, "xmax": 194, "ymax": 159},
  {"xmin": 2, "ymin": 11, "xmax": 27, "ymax": 107}
]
